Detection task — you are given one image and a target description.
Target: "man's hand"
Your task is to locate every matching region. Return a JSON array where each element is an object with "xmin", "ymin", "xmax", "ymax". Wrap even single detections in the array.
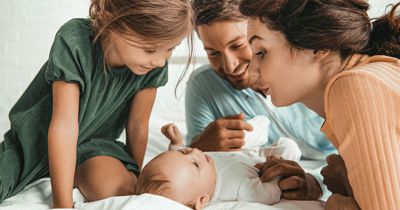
[
  {"xmin": 326, "ymin": 194, "xmax": 360, "ymax": 210},
  {"xmin": 321, "ymin": 154, "xmax": 353, "ymax": 196},
  {"xmin": 190, "ymin": 113, "xmax": 253, "ymax": 151},
  {"xmin": 258, "ymin": 158, "xmax": 322, "ymax": 200}
]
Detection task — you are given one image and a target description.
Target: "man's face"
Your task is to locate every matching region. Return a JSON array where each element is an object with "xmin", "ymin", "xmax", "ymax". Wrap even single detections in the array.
[{"xmin": 197, "ymin": 20, "xmax": 253, "ymax": 90}]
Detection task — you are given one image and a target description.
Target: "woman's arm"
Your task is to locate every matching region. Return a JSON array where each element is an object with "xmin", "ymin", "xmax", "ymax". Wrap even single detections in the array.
[
  {"xmin": 48, "ymin": 81, "xmax": 80, "ymax": 208},
  {"xmin": 126, "ymin": 88, "xmax": 157, "ymax": 169},
  {"xmin": 326, "ymin": 71, "xmax": 400, "ymax": 210}
]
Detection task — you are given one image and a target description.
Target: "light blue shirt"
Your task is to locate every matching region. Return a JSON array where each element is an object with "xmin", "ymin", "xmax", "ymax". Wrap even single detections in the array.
[
  {"xmin": 185, "ymin": 65, "xmax": 336, "ymax": 199},
  {"xmin": 185, "ymin": 65, "xmax": 336, "ymax": 159}
]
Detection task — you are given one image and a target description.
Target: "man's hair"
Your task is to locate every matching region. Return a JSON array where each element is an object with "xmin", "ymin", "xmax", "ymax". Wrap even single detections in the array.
[{"xmin": 193, "ymin": 0, "xmax": 246, "ymax": 26}]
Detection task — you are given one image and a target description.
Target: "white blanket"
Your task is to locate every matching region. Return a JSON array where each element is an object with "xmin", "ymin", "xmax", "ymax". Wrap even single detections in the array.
[
  {"xmin": 0, "ymin": 178, "xmax": 324, "ymax": 210},
  {"xmin": 0, "ymin": 118, "xmax": 325, "ymax": 210}
]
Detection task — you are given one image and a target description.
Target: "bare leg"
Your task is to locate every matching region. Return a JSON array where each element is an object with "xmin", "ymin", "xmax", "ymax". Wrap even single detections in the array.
[{"xmin": 73, "ymin": 156, "xmax": 137, "ymax": 202}]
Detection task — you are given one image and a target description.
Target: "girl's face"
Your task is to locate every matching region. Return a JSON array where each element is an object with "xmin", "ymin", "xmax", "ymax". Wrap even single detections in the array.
[
  {"xmin": 107, "ymin": 32, "xmax": 185, "ymax": 75},
  {"xmin": 247, "ymin": 18, "xmax": 324, "ymax": 107}
]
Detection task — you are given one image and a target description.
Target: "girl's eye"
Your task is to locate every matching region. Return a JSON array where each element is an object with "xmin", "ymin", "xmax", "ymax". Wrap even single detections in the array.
[
  {"xmin": 193, "ymin": 162, "xmax": 199, "ymax": 168},
  {"xmin": 145, "ymin": 49, "xmax": 156, "ymax": 54},
  {"xmin": 255, "ymin": 49, "xmax": 267, "ymax": 59}
]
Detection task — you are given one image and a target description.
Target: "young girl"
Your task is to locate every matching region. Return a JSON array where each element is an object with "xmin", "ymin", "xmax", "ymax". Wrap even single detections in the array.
[
  {"xmin": 240, "ymin": 0, "xmax": 399, "ymax": 210},
  {"xmin": 0, "ymin": 0, "xmax": 193, "ymax": 208}
]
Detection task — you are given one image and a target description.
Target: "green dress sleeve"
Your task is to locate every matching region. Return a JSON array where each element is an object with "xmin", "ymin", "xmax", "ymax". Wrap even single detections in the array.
[{"xmin": 44, "ymin": 33, "xmax": 88, "ymax": 94}]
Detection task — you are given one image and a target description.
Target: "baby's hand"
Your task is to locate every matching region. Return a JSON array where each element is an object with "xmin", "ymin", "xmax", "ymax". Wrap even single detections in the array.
[{"xmin": 161, "ymin": 123, "xmax": 184, "ymax": 146}]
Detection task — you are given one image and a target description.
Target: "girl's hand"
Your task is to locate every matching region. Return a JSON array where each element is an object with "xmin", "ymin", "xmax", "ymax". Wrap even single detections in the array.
[
  {"xmin": 326, "ymin": 194, "xmax": 360, "ymax": 210},
  {"xmin": 321, "ymin": 154, "xmax": 353, "ymax": 196}
]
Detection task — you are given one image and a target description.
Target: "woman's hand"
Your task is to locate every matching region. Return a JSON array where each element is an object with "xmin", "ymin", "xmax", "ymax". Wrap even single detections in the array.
[
  {"xmin": 326, "ymin": 194, "xmax": 360, "ymax": 210},
  {"xmin": 257, "ymin": 158, "xmax": 322, "ymax": 200},
  {"xmin": 321, "ymin": 154, "xmax": 353, "ymax": 196}
]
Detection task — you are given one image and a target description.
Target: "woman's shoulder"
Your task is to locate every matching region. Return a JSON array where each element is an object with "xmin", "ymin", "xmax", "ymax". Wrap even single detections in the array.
[
  {"xmin": 323, "ymin": 55, "xmax": 400, "ymax": 122},
  {"xmin": 348, "ymin": 55, "xmax": 400, "ymax": 79},
  {"xmin": 327, "ymin": 55, "xmax": 400, "ymax": 96}
]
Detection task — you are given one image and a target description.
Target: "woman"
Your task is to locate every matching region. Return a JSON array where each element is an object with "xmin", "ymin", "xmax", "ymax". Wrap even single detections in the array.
[{"xmin": 239, "ymin": 0, "xmax": 400, "ymax": 209}]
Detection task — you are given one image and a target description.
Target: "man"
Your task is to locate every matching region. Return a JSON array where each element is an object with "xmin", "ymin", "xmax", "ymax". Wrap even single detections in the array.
[{"xmin": 186, "ymin": 0, "xmax": 336, "ymax": 200}]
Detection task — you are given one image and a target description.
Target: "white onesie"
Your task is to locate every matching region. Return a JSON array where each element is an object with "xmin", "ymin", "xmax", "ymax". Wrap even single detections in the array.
[
  {"xmin": 169, "ymin": 138, "xmax": 302, "ymax": 205},
  {"xmin": 168, "ymin": 116, "xmax": 302, "ymax": 205},
  {"xmin": 207, "ymin": 137, "xmax": 301, "ymax": 205}
]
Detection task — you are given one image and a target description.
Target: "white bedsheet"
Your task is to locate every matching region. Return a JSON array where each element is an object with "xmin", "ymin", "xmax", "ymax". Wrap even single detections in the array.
[
  {"xmin": 0, "ymin": 178, "xmax": 324, "ymax": 210},
  {"xmin": 0, "ymin": 178, "xmax": 325, "ymax": 210},
  {"xmin": 0, "ymin": 117, "xmax": 325, "ymax": 210}
]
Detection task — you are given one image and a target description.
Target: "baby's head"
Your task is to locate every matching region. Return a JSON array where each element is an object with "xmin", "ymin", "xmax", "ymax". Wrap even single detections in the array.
[{"xmin": 134, "ymin": 148, "xmax": 217, "ymax": 209}]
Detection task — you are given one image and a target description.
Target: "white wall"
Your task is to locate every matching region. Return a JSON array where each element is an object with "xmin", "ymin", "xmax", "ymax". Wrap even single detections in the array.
[{"xmin": 0, "ymin": 0, "xmax": 397, "ymax": 138}]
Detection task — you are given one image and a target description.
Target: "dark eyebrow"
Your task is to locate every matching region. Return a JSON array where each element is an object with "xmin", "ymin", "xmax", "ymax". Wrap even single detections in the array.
[
  {"xmin": 204, "ymin": 35, "xmax": 245, "ymax": 51},
  {"xmin": 248, "ymin": 35, "xmax": 263, "ymax": 45}
]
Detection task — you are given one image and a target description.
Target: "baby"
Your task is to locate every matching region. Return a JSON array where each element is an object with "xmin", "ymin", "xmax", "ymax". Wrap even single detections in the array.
[{"xmin": 134, "ymin": 122, "xmax": 301, "ymax": 209}]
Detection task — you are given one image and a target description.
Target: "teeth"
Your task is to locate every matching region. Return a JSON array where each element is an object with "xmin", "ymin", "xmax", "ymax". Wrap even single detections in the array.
[{"xmin": 231, "ymin": 67, "xmax": 246, "ymax": 76}]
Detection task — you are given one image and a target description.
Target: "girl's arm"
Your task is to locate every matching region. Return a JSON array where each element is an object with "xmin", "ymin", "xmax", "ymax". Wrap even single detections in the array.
[
  {"xmin": 126, "ymin": 87, "xmax": 157, "ymax": 169},
  {"xmin": 48, "ymin": 81, "xmax": 80, "ymax": 208}
]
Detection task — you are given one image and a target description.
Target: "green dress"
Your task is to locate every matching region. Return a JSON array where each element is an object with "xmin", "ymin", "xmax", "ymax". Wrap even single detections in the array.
[{"xmin": 0, "ymin": 18, "xmax": 168, "ymax": 202}]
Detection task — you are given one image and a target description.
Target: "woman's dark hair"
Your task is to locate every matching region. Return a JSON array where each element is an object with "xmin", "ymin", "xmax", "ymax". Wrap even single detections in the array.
[
  {"xmin": 239, "ymin": 0, "xmax": 400, "ymax": 59},
  {"xmin": 367, "ymin": 3, "xmax": 400, "ymax": 58},
  {"xmin": 193, "ymin": 0, "xmax": 246, "ymax": 26}
]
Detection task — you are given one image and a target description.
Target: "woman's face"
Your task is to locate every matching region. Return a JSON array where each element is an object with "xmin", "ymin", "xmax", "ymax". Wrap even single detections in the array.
[{"xmin": 247, "ymin": 18, "xmax": 324, "ymax": 107}]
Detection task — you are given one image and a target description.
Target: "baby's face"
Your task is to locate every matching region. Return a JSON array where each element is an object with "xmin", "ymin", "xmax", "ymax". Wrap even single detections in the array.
[{"xmin": 146, "ymin": 148, "xmax": 217, "ymax": 204}]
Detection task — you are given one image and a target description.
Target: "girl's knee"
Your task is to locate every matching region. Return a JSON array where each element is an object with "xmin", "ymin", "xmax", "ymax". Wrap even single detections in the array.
[
  {"xmin": 83, "ymin": 179, "xmax": 135, "ymax": 201},
  {"xmin": 75, "ymin": 156, "xmax": 136, "ymax": 201}
]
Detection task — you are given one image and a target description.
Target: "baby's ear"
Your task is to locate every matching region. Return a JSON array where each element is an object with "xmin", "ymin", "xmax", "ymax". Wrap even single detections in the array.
[{"xmin": 194, "ymin": 195, "xmax": 210, "ymax": 210}]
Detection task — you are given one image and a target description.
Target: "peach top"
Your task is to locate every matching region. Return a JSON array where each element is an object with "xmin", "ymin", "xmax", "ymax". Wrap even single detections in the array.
[{"xmin": 321, "ymin": 55, "xmax": 400, "ymax": 210}]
